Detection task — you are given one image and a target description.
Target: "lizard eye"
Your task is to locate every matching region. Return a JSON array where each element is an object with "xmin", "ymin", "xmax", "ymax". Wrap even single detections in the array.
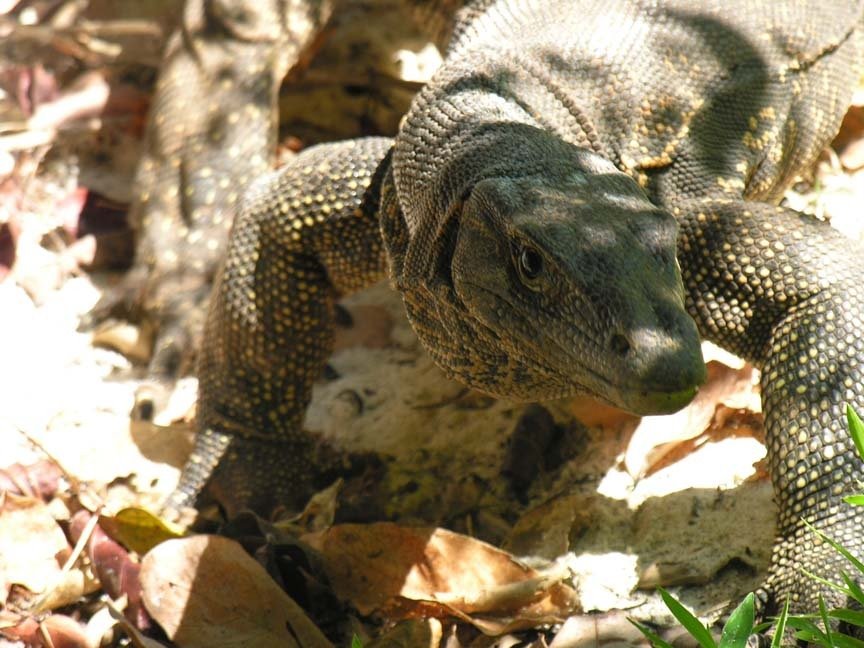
[{"xmin": 516, "ymin": 245, "xmax": 544, "ymax": 285}]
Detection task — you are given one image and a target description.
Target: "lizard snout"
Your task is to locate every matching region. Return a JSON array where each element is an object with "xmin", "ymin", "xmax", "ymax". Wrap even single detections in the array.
[{"xmin": 607, "ymin": 307, "xmax": 707, "ymax": 415}]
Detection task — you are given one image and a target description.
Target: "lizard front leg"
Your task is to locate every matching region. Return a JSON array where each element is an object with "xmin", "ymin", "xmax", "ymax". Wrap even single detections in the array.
[
  {"xmin": 676, "ymin": 197, "xmax": 864, "ymax": 613},
  {"xmin": 167, "ymin": 137, "xmax": 394, "ymax": 517}
]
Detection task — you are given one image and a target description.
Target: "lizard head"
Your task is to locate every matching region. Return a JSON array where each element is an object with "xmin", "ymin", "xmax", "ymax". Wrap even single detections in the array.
[{"xmin": 436, "ymin": 155, "xmax": 706, "ymax": 415}]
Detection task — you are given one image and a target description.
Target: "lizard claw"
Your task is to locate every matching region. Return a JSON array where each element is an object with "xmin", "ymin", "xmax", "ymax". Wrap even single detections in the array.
[{"xmin": 167, "ymin": 427, "xmax": 385, "ymax": 520}]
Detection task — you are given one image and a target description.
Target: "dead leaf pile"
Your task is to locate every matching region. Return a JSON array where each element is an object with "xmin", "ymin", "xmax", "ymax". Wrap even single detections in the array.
[
  {"xmin": 0, "ymin": 490, "xmax": 584, "ymax": 647},
  {"xmin": 303, "ymin": 523, "xmax": 579, "ymax": 636}
]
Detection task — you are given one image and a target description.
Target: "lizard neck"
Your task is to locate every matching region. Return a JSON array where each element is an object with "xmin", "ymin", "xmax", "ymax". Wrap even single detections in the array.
[{"xmin": 390, "ymin": 61, "xmax": 614, "ymax": 286}]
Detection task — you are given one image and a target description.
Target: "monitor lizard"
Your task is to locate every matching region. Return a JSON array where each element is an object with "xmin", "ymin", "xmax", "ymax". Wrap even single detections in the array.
[{"xmin": 90, "ymin": 0, "xmax": 864, "ymax": 616}]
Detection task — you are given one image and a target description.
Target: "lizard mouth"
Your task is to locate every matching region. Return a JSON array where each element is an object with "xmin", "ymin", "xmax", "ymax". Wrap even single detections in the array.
[
  {"xmin": 614, "ymin": 383, "xmax": 701, "ymax": 415},
  {"xmin": 558, "ymin": 357, "xmax": 701, "ymax": 415},
  {"xmin": 457, "ymin": 281, "xmax": 704, "ymax": 411}
]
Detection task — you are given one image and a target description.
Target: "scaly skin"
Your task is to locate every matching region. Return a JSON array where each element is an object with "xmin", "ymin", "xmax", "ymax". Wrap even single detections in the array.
[
  {"xmin": 168, "ymin": 138, "xmax": 394, "ymax": 513},
  {"xmin": 164, "ymin": 0, "xmax": 862, "ymax": 616}
]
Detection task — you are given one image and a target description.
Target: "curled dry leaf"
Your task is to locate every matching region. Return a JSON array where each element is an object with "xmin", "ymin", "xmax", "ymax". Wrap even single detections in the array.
[
  {"xmin": 1, "ymin": 613, "xmax": 89, "ymax": 648},
  {"xmin": 69, "ymin": 510, "xmax": 149, "ymax": 630},
  {"xmin": 0, "ymin": 494, "xmax": 69, "ymax": 604},
  {"xmin": 1, "ymin": 64, "xmax": 59, "ymax": 118},
  {"xmin": 140, "ymin": 535, "xmax": 333, "ymax": 648},
  {"xmin": 104, "ymin": 600, "xmax": 171, "ymax": 648},
  {"xmin": 30, "ymin": 566, "xmax": 101, "ymax": 614},
  {"xmin": 547, "ymin": 611, "xmax": 645, "ymax": 648},
  {"xmin": 98, "ymin": 507, "xmax": 186, "ymax": 556},
  {"xmin": 0, "ymin": 220, "xmax": 16, "ymax": 280},
  {"xmin": 0, "ymin": 460, "xmax": 63, "ymax": 500},
  {"xmin": 90, "ymin": 319, "xmax": 154, "ymax": 365},
  {"xmin": 625, "ymin": 360, "xmax": 759, "ymax": 478},
  {"xmin": 833, "ymin": 104, "xmax": 864, "ymax": 170},
  {"xmin": 278, "ymin": 477, "xmax": 343, "ymax": 533},
  {"xmin": 38, "ymin": 613, "xmax": 90, "ymax": 648},
  {"xmin": 303, "ymin": 523, "xmax": 579, "ymax": 635}
]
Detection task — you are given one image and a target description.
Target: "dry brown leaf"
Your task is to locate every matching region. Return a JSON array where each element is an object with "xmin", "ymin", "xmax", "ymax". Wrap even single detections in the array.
[
  {"xmin": 548, "ymin": 611, "xmax": 645, "ymax": 648},
  {"xmin": 151, "ymin": 376, "xmax": 198, "ymax": 426},
  {"xmin": 69, "ymin": 510, "xmax": 149, "ymax": 630},
  {"xmin": 303, "ymin": 523, "xmax": 579, "ymax": 635},
  {"xmin": 90, "ymin": 319, "xmax": 154, "ymax": 364},
  {"xmin": 30, "ymin": 567, "xmax": 101, "ymax": 614},
  {"xmin": 365, "ymin": 618, "xmax": 442, "ymax": 648},
  {"xmin": 0, "ymin": 494, "xmax": 69, "ymax": 604},
  {"xmin": 0, "ymin": 460, "xmax": 63, "ymax": 500},
  {"xmin": 40, "ymin": 613, "xmax": 91, "ymax": 648},
  {"xmin": 0, "ymin": 220, "xmax": 15, "ymax": 280},
  {"xmin": 104, "ymin": 601, "xmax": 170, "ymax": 648},
  {"xmin": 833, "ymin": 105, "xmax": 864, "ymax": 170},
  {"xmin": 648, "ymin": 406, "xmax": 764, "ymax": 477},
  {"xmin": 1, "ymin": 613, "xmax": 89, "ymax": 648},
  {"xmin": 27, "ymin": 71, "xmax": 111, "ymax": 132},
  {"xmin": 625, "ymin": 360, "xmax": 759, "ymax": 478},
  {"xmin": 140, "ymin": 535, "xmax": 332, "ymax": 648}
]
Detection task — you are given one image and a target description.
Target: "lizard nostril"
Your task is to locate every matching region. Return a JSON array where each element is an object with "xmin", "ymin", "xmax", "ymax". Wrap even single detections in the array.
[{"xmin": 610, "ymin": 333, "xmax": 631, "ymax": 356}]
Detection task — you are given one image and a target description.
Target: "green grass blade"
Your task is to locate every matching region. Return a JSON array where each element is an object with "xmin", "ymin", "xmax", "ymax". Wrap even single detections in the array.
[
  {"xmin": 819, "ymin": 595, "xmax": 834, "ymax": 648},
  {"xmin": 795, "ymin": 630, "xmax": 836, "ymax": 648},
  {"xmin": 825, "ymin": 632, "xmax": 864, "ymax": 648},
  {"xmin": 801, "ymin": 568, "xmax": 855, "ymax": 599},
  {"xmin": 786, "ymin": 616, "xmax": 829, "ymax": 645},
  {"xmin": 841, "ymin": 571, "xmax": 864, "ymax": 607},
  {"xmin": 846, "ymin": 405, "xmax": 864, "ymax": 460},
  {"xmin": 659, "ymin": 588, "xmax": 716, "ymax": 648},
  {"xmin": 770, "ymin": 597, "xmax": 790, "ymax": 648},
  {"xmin": 719, "ymin": 593, "xmax": 756, "ymax": 648},
  {"xmin": 830, "ymin": 608, "xmax": 864, "ymax": 628},
  {"xmin": 843, "ymin": 494, "xmax": 864, "ymax": 507},
  {"xmin": 351, "ymin": 635, "xmax": 363, "ymax": 648},
  {"xmin": 629, "ymin": 619, "xmax": 675, "ymax": 648},
  {"xmin": 792, "ymin": 630, "xmax": 826, "ymax": 645}
]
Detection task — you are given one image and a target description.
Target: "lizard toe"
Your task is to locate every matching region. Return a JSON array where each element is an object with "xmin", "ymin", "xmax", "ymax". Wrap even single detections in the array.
[{"xmin": 168, "ymin": 427, "xmax": 385, "ymax": 520}]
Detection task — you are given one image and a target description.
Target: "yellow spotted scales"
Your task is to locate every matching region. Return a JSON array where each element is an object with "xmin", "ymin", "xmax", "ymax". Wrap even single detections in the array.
[
  {"xmin": 175, "ymin": 139, "xmax": 393, "ymax": 511},
  {"xmin": 92, "ymin": 0, "xmax": 864, "ymax": 618}
]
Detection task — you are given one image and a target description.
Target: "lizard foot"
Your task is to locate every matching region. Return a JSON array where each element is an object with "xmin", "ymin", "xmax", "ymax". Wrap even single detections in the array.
[
  {"xmin": 754, "ymin": 506, "xmax": 864, "ymax": 620},
  {"xmin": 166, "ymin": 427, "xmax": 385, "ymax": 520}
]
